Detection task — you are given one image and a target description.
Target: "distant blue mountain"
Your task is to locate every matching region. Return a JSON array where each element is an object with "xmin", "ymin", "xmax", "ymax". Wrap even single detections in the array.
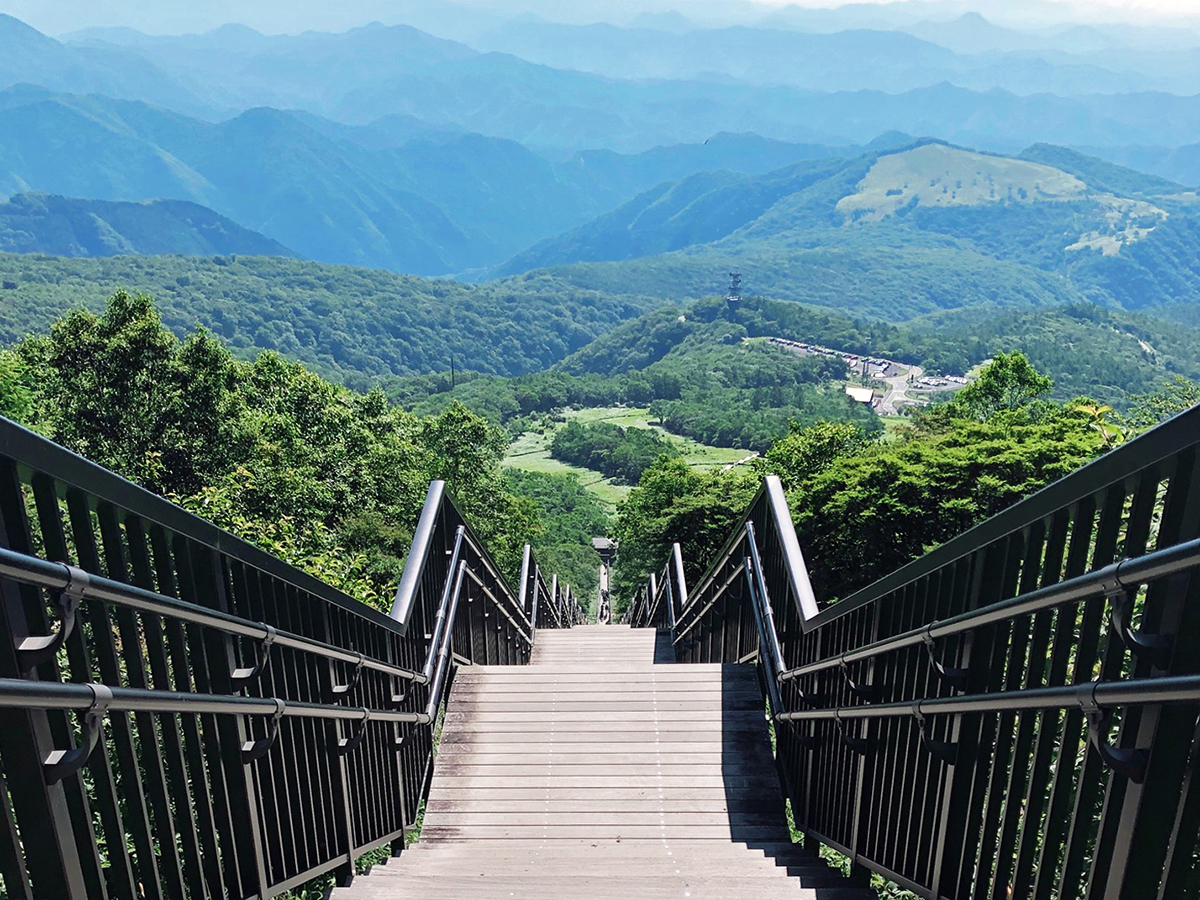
[
  {"xmin": 0, "ymin": 86, "xmax": 854, "ymax": 274},
  {"xmin": 0, "ymin": 193, "xmax": 296, "ymax": 258}
]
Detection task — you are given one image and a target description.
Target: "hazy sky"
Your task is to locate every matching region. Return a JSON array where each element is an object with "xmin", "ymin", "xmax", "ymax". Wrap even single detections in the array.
[{"xmin": 2, "ymin": 0, "xmax": 1197, "ymax": 38}]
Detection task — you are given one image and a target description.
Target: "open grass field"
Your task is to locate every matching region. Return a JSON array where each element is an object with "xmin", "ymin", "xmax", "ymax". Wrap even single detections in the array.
[{"xmin": 503, "ymin": 406, "xmax": 755, "ymax": 511}]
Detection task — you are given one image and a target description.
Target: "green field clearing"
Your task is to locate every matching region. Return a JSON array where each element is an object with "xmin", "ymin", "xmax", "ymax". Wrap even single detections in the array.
[{"xmin": 503, "ymin": 406, "xmax": 756, "ymax": 510}]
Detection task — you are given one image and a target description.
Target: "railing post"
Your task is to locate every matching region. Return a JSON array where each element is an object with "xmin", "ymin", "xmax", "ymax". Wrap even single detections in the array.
[
  {"xmin": 189, "ymin": 544, "xmax": 272, "ymax": 898},
  {"xmin": 0, "ymin": 460, "xmax": 89, "ymax": 900},
  {"xmin": 930, "ymin": 541, "xmax": 1010, "ymax": 898}
]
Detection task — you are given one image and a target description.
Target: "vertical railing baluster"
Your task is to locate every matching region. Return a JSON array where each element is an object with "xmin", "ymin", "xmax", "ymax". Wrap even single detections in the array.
[
  {"xmin": 149, "ymin": 523, "xmax": 225, "ymax": 899},
  {"xmin": 0, "ymin": 461, "xmax": 89, "ymax": 900},
  {"xmin": 1101, "ymin": 450, "xmax": 1200, "ymax": 899},
  {"xmin": 31, "ymin": 475, "xmax": 123, "ymax": 899},
  {"xmin": 125, "ymin": 514, "xmax": 209, "ymax": 900}
]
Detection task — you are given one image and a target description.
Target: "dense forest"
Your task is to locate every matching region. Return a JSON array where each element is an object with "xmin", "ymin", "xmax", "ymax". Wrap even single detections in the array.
[
  {"xmin": 3, "ymin": 289, "xmax": 1198, "ymax": 623},
  {"xmin": 550, "ymin": 420, "xmax": 681, "ymax": 484},
  {"xmin": 609, "ymin": 353, "xmax": 1197, "ymax": 605},
  {"xmin": 2, "ymin": 251, "xmax": 1198, "ymax": 424},
  {"xmin": 0, "ymin": 291, "xmax": 585, "ymax": 609},
  {"xmin": 0, "ymin": 253, "xmax": 659, "ymax": 386}
]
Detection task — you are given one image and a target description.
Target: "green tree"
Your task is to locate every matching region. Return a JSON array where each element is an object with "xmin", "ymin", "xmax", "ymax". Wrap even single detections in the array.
[
  {"xmin": 16, "ymin": 290, "xmax": 250, "ymax": 495},
  {"xmin": 611, "ymin": 457, "xmax": 758, "ymax": 606},
  {"xmin": 765, "ymin": 421, "xmax": 875, "ymax": 489},
  {"xmin": 0, "ymin": 349, "xmax": 34, "ymax": 424},
  {"xmin": 788, "ymin": 403, "xmax": 1107, "ymax": 600},
  {"xmin": 12, "ymin": 291, "xmax": 547, "ymax": 604},
  {"xmin": 1120, "ymin": 376, "xmax": 1200, "ymax": 432},
  {"xmin": 948, "ymin": 351, "xmax": 1052, "ymax": 420}
]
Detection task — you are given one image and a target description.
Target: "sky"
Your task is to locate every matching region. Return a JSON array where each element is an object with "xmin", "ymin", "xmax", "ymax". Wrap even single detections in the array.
[{"xmin": 1, "ymin": 0, "xmax": 1197, "ymax": 38}]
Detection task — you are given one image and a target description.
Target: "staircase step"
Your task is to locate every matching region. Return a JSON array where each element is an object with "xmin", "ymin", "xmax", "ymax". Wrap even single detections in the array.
[{"xmin": 331, "ymin": 627, "xmax": 870, "ymax": 900}]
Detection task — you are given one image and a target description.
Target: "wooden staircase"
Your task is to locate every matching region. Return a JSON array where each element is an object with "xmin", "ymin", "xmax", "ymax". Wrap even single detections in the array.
[{"xmin": 332, "ymin": 625, "xmax": 874, "ymax": 899}]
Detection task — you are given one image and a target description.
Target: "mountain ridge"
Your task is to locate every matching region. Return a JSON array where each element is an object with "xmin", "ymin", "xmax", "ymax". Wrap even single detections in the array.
[
  {"xmin": 0, "ymin": 192, "xmax": 296, "ymax": 258},
  {"xmin": 493, "ymin": 141, "xmax": 1200, "ymax": 320}
]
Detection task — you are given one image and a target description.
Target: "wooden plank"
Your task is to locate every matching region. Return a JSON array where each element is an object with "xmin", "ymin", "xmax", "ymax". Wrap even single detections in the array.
[
  {"xmin": 427, "ymin": 787, "xmax": 775, "ymax": 802},
  {"xmin": 425, "ymin": 799, "xmax": 783, "ymax": 814},
  {"xmin": 444, "ymin": 710, "xmax": 761, "ymax": 722},
  {"xmin": 439, "ymin": 727, "xmax": 762, "ymax": 740},
  {"xmin": 446, "ymin": 700, "xmax": 763, "ymax": 712},
  {"xmin": 417, "ymin": 830, "xmax": 792, "ymax": 844},
  {"xmin": 435, "ymin": 740, "xmax": 773, "ymax": 755}
]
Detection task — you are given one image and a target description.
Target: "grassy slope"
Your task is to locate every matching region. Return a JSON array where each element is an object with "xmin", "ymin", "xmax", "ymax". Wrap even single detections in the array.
[{"xmin": 503, "ymin": 406, "xmax": 752, "ymax": 510}]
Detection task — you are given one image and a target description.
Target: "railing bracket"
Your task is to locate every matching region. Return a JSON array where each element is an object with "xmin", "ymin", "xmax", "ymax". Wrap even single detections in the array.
[
  {"xmin": 785, "ymin": 719, "xmax": 819, "ymax": 750},
  {"xmin": 18, "ymin": 564, "xmax": 90, "ymax": 672},
  {"xmin": 922, "ymin": 629, "xmax": 970, "ymax": 691},
  {"xmin": 1078, "ymin": 682, "xmax": 1147, "ymax": 783},
  {"xmin": 394, "ymin": 725, "xmax": 419, "ymax": 754},
  {"xmin": 1109, "ymin": 589, "xmax": 1172, "ymax": 670},
  {"xmin": 43, "ymin": 682, "xmax": 111, "ymax": 784},
  {"xmin": 327, "ymin": 653, "xmax": 366, "ymax": 702},
  {"xmin": 912, "ymin": 702, "xmax": 957, "ymax": 765},
  {"xmin": 337, "ymin": 710, "xmax": 371, "ymax": 755},
  {"xmin": 241, "ymin": 699, "xmax": 286, "ymax": 764},
  {"xmin": 231, "ymin": 624, "xmax": 277, "ymax": 690},
  {"xmin": 390, "ymin": 676, "xmax": 409, "ymax": 707},
  {"xmin": 835, "ymin": 711, "xmax": 869, "ymax": 755},
  {"xmin": 839, "ymin": 655, "xmax": 875, "ymax": 701}
]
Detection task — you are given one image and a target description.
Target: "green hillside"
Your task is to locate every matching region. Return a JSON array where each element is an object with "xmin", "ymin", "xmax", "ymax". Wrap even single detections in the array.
[
  {"xmin": 0, "ymin": 193, "xmax": 295, "ymax": 258},
  {"xmin": 500, "ymin": 142, "xmax": 1200, "ymax": 320},
  {"xmin": 0, "ymin": 254, "xmax": 660, "ymax": 386}
]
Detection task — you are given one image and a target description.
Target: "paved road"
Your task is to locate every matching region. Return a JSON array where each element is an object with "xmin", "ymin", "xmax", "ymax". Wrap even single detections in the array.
[{"xmin": 878, "ymin": 364, "xmax": 923, "ymax": 415}]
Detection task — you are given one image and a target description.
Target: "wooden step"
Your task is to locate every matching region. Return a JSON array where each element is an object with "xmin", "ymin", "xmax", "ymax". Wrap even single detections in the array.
[{"xmin": 331, "ymin": 629, "xmax": 869, "ymax": 899}]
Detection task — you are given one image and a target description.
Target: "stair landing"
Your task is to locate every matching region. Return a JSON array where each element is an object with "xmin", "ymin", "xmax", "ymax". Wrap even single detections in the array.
[{"xmin": 332, "ymin": 625, "xmax": 872, "ymax": 899}]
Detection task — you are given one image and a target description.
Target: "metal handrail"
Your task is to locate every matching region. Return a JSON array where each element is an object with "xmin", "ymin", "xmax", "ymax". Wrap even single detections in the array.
[
  {"xmin": 421, "ymin": 525, "xmax": 466, "ymax": 681},
  {"xmin": 391, "ymin": 480, "xmax": 532, "ymax": 637},
  {"xmin": 391, "ymin": 480, "xmax": 450, "ymax": 631},
  {"xmin": 777, "ymin": 674, "xmax": 1200, "ymax": 723},
  {"xmin": 744, "ymin": 523, "xmax": 787, "ymax": 723},
  {"xmin": 0, "ymin": 678, "xmax": 428, "ymax": 725},
  {"xmin": 779, "ymin": 536, "xmax": 1200, "ymax": 683},
  {"xmin": 673, "ymin": 476, "xmax": 813, "ymax": 641},
  {"xmin": 0, "ymin": 546, "xmax": 427, "ymax": 684},
  {"xmin": 424, "ymin": 561, "xmax": 467, "ymax": 721},
  {"xmin": 626, "ymin": 543, "xmax": 687, "ymax": 630},
  {"xmin": 0, "ymin": 415, "xmax": 403, "ymax": 632}
]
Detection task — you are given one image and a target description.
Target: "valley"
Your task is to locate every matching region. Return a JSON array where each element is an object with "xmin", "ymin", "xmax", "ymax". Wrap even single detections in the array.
[
  {"xmin": 503, "ymin": 406, "xmax": 753, "ymax": 511},
  {"xmin": 0, "ymin": 4, "xmax": 1199, "ymax": 900}
]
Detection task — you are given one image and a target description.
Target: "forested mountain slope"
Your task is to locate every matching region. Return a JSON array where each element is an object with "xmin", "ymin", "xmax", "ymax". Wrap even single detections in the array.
[
  {"xmin": 0, "ymin": 86, "xmax": 873, "ymax": 274},
  {"xmin": 0, "ymin": 254, "xmax": 659, "ymax": 385},
  {"xmin": 0, "ymin": 193, "xmax": 295, "ymax": 258},
  {"xmin": 503, "ymin": 141, "xmax": 1200, "ymax": 320}
]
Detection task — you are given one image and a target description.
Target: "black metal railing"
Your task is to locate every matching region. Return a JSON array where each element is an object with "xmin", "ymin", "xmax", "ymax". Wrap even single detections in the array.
[
  {"xmin": 623, "ymin": 542, "xmax": 688, "ymax": 630},
  {"xmin": 0, "ymin": 417, "xmax": 573, "ymax": 900},
  {"xmin": 635, "ymin": 404, "xmax": 1200, "ymax": 900},
  {"xmin": 517, "ymin": 545, "xmax": 587, "ymax": 630}
]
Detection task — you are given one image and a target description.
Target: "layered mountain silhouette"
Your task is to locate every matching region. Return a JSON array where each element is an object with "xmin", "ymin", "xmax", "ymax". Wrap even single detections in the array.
[
  {"xmin": 0, "ymin": 193, "xmax": 295, "ymax": 258},
  {"xmin": 495, "ymin": 141, "xmax": 1200, "ymax": 320}
]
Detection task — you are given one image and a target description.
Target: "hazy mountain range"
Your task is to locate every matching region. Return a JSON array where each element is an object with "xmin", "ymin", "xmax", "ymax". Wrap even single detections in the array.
[
  {"xmin": 0, "ymin": 2, "xmax": 1197, "ymax": 293},
  {"xmin": 0, "ymin": 11, "xmax": 1190, "ymax": 155},
  {"xmin": 0, "ymin": 192, "xmax": 294, "ymax": 258}
]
